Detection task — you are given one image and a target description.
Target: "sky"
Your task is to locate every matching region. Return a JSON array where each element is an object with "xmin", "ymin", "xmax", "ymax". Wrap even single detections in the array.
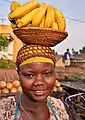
[{"xmin": 0, "ymin": 0, "xmax": 85, "ymax": 54}]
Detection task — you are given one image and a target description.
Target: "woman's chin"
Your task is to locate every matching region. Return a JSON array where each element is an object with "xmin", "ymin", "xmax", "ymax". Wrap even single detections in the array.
[
  {"xmin": 33, "ymin": 96, "xmax": 47, "ymax": 102},
  {"xmin": 32, "ymin": 91, "xmax": 49, "ymax": 101}
]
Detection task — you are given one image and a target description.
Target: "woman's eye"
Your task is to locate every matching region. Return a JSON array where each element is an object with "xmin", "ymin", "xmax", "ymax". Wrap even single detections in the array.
[
  {"xmin": 25, "ymin": 74, "xmax": 34, "ymax": 78},
  {"xmin": 44, "ymin": 72, "xmax": 52, "ymax": 77}
]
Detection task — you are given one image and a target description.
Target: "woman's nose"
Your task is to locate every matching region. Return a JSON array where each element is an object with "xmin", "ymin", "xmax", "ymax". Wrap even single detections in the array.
[{"xmin": 33, "ymin": 74, "xmax": 45, "ymax": 85}]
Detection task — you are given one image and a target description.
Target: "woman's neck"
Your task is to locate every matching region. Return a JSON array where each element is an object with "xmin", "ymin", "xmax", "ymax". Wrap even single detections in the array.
[
  {"xmin": 20, "ymin": 93, "xmax": 50, "ymax": 120},
  {"xmin": 21, "ymin": 93, "xmax": 47, "ymax": 111}
]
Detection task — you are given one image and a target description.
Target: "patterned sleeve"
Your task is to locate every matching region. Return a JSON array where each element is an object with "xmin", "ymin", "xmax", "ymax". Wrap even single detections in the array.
[{"xmin": 48, "ymin": 96, "xmax": 69, "ymax": 120}]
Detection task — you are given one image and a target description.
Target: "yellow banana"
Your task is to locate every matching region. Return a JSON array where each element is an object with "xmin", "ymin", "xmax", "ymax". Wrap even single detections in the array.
[
  {"xmin": 51, "ymin": 21, "xmax": 58, "ymax": 30},
  {"xmin": 39, "ymin": 16, "xmax": 45, "ymax": 28},
  {"xmin": 10, "ymin": 23, "xmax": 17, "ymax": 29},
  {"xmin": 32, "ymin": 3, "xmax": 47, "ymax": 26},
  {"xmin": 17, "ymin": 8, "xmax": 38, "ymax": 28},
  {"xmin": 8, "ymin": 12, "xmax": 16, "ymax": 25},
  {"xmin": 10, "ymin": 1, "xmax": 21, "ymax": 12},
  {"xmin": 45, "ymin": 5, "xmax": 55, "ymax": 28},
  {"xmin": 16, "ymin": 19, "xmax": 20, "ymax": 25},
  {"xmin": 55, "ymin": 8, "xmax": 66, "ymax": 31},
  {"xmin": 9, "ymin": 1, "xmax": 40, "ymax": 19}
]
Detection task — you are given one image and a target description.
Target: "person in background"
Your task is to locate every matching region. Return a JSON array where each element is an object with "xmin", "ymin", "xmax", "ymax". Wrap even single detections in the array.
[
  {"xmin": 64, "ymin": 48, "xmax": 71, "ymax": 73},
  {"xmin": 0, "ymin": 44, "xmax": 69, "ymax": 120}
]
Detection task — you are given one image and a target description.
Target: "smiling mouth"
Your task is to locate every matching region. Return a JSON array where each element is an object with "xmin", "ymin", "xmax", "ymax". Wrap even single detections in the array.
[{"xmin": 33, "ymin": 90, "xmax": 47, "ymax": 96}]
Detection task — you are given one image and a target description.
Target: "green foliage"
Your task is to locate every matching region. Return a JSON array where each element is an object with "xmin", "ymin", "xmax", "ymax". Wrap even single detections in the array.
[
  {"xmin": 0, "ymin": 61, "xmax": 9, "ymax": 68},
  {"xmin": 0, "ymin": 61, "xmax": 16, "ymax": 68},
  {"xmin": 70, "ymin": 71, "xmax": 85, "ymax": 81},
  {"xmin": 72, "ymin": 48, "xmax": 79, "ymax": 55},
  {"xmin": 8, "ymin": 62, "xmax": 16, "ymax": 68},
  {"xmin": 0, "ymin": 34, "xmax": 9, "ymax": 50},
  {"xmin": 71, "ymin": 72, "xmax": 82, "ymax": 77},
  {"xmin": 79, "ymin": 46, "xmax": 85, "ymax": 53}
]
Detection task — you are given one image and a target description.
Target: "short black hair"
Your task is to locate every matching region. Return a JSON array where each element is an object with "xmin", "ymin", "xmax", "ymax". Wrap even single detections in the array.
[{"xmin": 67, "ymin": 48, "xmax": 69, "ymax": 51}]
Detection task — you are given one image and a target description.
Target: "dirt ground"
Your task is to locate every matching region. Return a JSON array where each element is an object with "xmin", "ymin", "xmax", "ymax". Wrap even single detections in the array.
[
  {"xmin": 55, "ymin": 65, "xmax": 85, "ymax": 82},
  {"xmin": 68, "ymin": 65, "xmax": 85, "ymax": 77},
  {"xmin": 56, "ymin": 65, "xmax": 85, "ymax": 75}
]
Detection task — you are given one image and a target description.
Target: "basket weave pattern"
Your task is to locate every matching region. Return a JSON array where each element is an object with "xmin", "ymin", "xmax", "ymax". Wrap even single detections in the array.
[
  {"xmin": 13, "ymin": 27, "xmax": 68, "ymax": 47},
  {"xmin": 16, "ymin": 45, "xmax": 56, "ymax": 67}
]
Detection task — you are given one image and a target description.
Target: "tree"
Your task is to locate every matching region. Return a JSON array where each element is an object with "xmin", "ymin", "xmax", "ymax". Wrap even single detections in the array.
[
  {"xmin": 72, "ymin": 48, "xmax": 78, "ymax": 55},
  {"xmin": 0, "ymin": 34, "xmax": 9, "ymax": 51},
  {"xmin": 79, "ymin": 46, "xmax": 85, "ymax": 53}
]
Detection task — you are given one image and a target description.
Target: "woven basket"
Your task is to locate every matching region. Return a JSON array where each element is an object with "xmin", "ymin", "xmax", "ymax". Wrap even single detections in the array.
[{"xmin": 13, "ymin": 27, "xmax": 68, "ymax": 47}]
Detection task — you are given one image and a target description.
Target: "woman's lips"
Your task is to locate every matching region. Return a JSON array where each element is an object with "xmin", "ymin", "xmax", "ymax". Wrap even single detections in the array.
[{"xmin": 33, "ymin": 90, "xmax": 47, "ymax": 96}]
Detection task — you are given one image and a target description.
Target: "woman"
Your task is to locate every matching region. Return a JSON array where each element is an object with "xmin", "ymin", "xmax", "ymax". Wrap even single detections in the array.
[{"xmin": 0, "ymin": 45, "xmax": 69, "ymax": 120}]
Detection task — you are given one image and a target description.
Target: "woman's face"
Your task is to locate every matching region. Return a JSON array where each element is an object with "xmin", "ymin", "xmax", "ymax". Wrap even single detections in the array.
[{"xmin": 18, "ymin": 62, "xmax": 56, "ymax": 102}]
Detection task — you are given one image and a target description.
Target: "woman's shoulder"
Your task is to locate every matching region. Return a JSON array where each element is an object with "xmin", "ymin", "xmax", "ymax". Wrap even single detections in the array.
[
  {"xmin": 48, "ymin": 96, "xmax": 62, "ymax": 104},
  {"xmin": 47, "ymin": 96, "xmax": 66, "ymax": 112},
  {"xmin": 47, "ymin": 96, "xmax": 69, "ymax": 120}
]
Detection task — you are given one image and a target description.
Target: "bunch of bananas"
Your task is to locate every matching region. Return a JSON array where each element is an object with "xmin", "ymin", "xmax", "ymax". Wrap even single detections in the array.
[{"xmin": 8, "ymin": 0, "xmax": 66, "ymax": 31}]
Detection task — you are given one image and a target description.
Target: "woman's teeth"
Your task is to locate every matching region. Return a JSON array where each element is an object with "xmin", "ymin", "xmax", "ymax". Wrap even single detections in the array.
[{"xmin": 34, "ymin": 90, "xmax": 46, "ymax": 95}]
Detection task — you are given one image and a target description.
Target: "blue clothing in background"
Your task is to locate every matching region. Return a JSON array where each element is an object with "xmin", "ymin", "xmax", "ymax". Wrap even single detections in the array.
[{"xmin": 64, "ymin": 52, "xmax": 71, "ymax": 60}]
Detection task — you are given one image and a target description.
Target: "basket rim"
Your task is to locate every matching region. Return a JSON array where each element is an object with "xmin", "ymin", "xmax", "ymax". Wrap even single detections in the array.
[
  {"xmin": 13, "ymin": 27, "xmax": 68, "ymax": 47},
  {"xmin": 13, "ymin": 26, "xmax": 68, "ymax": 34}
]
